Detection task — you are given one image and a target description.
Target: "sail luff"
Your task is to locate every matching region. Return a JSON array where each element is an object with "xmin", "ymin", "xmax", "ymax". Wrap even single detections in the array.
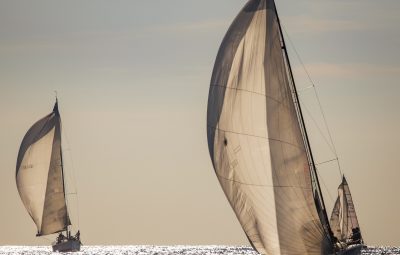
[{"xmin": 272, "ymin": 1, "xmax": 333, "ymax": 242}]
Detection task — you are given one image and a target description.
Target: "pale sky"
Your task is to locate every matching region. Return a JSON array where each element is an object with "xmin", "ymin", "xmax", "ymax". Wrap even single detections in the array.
[{"xmin": 0, "ymin": 0, "xmax": 399, "ymax": 247}]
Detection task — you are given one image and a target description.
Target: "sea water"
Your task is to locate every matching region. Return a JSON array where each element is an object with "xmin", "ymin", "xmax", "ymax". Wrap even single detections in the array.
[{"xmin": 0, "ymin": 246, "xmax": 399, "ymax": 255}]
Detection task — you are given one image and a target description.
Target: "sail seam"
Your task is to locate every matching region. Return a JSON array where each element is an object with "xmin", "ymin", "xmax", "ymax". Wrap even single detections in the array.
[
  {"xmin": 216, "ymin": 172, "xmax": 312, "ymax": 188},
  {"xmin": 209, "ymin": 125, "xmax": 306, "ymax": 151},
  {"xmin": 210, "ymin": 83, "xmax": 284, "ymax": 105}
]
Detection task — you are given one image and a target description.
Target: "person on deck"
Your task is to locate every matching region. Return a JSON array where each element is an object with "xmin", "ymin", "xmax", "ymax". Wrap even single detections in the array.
[
  {"xmin": 349, "ymin": 227, "xmax": 362, "ymax": 244},
  {"xmin": 57, "ymin": 233, "xmax": 65, "ymax": 244}
]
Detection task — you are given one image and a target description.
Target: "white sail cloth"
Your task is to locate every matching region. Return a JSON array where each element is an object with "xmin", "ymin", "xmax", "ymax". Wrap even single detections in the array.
[
  {"xmin": 16, "ymin": 102, "xmax": 70, "ymax": 236},
  {"xmin": 330, "ymin": 177, "xmax": 360, "ymax": 242},
  {"xmin": 207, "ymin": 0, "xmax": 331, "ymax": 254}
]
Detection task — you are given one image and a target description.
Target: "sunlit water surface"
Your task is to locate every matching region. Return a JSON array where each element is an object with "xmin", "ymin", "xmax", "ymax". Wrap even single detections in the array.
[{"xmin": 0, "ymin": 246, "xmax": 399, "ymax": 255}]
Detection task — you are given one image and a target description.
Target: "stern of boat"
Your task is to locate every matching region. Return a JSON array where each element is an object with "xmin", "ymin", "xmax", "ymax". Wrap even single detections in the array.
[{"xmin": 52, "ymin": 239, "xmax": 81, "ymax": 252}]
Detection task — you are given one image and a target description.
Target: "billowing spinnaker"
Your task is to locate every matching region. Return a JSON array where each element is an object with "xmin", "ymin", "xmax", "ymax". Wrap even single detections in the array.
[
  {"xmin": 16, "ymin": 103, "xmax": 70, "ymax": 236},
  {"xmin": 330, "ymin": 177, "xmax": 360, "ymax": 241},
  {"xmin": 207, "ymin": 0, "xmax": 331, "ymax": 254}
]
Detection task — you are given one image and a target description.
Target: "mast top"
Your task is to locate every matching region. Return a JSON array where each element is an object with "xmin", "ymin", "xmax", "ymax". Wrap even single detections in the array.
[{"xmin": 53, "ymin": 91, "xmax": 59, "ymax": 115}]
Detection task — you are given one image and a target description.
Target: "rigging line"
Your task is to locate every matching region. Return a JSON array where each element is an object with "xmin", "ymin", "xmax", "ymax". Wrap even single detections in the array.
[
  {"xmin": 298, "ymin": 98, "xmax": 337, "ymax": 156},
  {"xmin": 61, "ymin": 121, "xmax": 80, "ymax": 230},
  {"xmin": 315, "ymin": 158, "xmax": 339, "ymax": 166},
  {"xmin": 281, "ymin": 24, "xmax": 343, "ymax": 179},
  {"xmin": 299, "ymin": 98, "xmax": 343, "ymax": 178},
  {"xmin": 316, "ymin": 168, "xmax": 335, "ymax": 203},
  {"xmin": 298, "ymin": 95, "xmax": 344, "ymax": 177},
  {"xmin": 297, "ymin": 85, "xmax": 314, "ymax": 93}
]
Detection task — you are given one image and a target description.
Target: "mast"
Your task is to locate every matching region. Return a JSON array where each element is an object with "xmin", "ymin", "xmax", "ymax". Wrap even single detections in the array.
[
  {"xmin": 273, "ymin": 2, "xmax": 333, "ymax": 242},
  {"xmin": 55, "ymin": 98, "xmax": 70, "ymax": 236}
]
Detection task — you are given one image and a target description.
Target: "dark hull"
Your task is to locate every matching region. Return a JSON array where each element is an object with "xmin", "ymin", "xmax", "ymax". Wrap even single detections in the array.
[
  {"xmin": 52, "ymin": 239, "xmax": 81, "ymax": 252},
  {"xmin": 337, "ymin": 244, "xmax": 364, "ymax": 255}
]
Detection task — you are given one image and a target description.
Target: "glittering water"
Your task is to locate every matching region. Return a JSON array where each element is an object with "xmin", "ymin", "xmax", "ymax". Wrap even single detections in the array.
[{"xmin": 0, "ymin": 246, "xmax": 399, "ymax": 255}]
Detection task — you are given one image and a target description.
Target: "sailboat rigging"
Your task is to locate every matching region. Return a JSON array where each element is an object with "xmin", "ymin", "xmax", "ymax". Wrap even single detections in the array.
[
  {"xmin": 16, "ymin": 99, "xmax": 81, "ymax": 252},
  {"xmin": 206, "ymin": 0, "xmax": 363, "ymax": 254}
]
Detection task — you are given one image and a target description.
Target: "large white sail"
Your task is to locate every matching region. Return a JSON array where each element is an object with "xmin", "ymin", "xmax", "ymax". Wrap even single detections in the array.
[
  {"xmin": 330, "ymin": 176, "xmax": 361, "ymax": 242},
  {"xmin": 16, "ymin": 102, "xmax": 70, "ymax": 236},
  {"xmin": 207, "ymin": 0, "xmax": 332, "ymax": 254}
]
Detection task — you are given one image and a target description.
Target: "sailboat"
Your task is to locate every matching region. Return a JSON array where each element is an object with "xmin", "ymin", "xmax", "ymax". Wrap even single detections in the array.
[
  {"xmin": 16, "ymin": 99, "xmax": 81, "ymax": 252},
  {"xmin": 206, "ymin": 0, "xmax": 362, "ymax": 254},
  {"xmin": 330, "ymin": 176, "xmax": 364, "ymax": 251}
]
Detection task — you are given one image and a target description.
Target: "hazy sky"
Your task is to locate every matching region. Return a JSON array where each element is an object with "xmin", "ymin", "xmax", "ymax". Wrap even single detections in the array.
[{"xmin": 1, "ymin": 0, "xmax": 399, "ymax": 247}]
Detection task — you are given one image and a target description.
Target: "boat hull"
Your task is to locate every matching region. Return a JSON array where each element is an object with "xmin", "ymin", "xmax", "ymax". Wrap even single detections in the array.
[
  {"xmin": 52, "ymin": 239, "xmax": 81, "ymax": 252},
  {"xmin": 337, "ymin": 244, "xmax": 364, "ymax": 255}
]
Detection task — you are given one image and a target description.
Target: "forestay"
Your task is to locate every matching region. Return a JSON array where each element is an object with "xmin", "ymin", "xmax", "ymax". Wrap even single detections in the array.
[
  {"xmin": 207, "ymin": 0, "xmax": 332, "ymax": 254},
  {"xmin": 16, "ymin": 102, "xmax": 70, "ymax": 236}
]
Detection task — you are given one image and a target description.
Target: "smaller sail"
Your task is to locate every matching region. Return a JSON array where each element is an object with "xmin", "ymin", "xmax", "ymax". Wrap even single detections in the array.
[
  {"xmin": 330, "ymin": 176, "xmax": 362, "ymax": 244},
  {"xmin": 16, "ymin": 101, "xmax": 70, "ymax": 236}
]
